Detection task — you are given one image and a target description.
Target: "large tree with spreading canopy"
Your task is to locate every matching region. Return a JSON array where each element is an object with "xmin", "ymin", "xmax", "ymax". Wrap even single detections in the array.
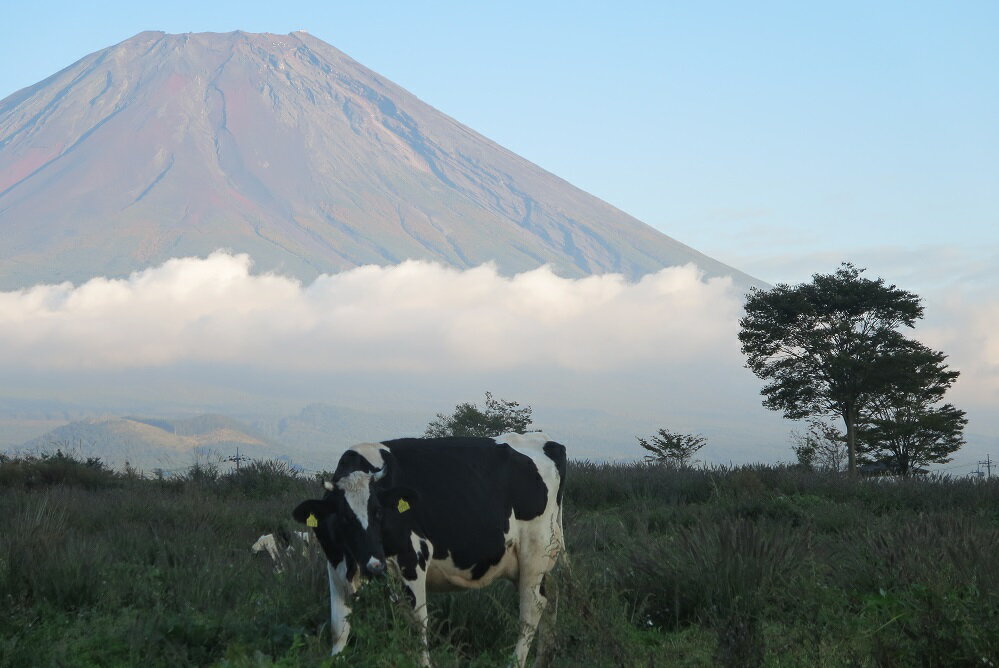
[{"xmin": 738, "ymin": 263, "xmax": 962, "ymax": 476}]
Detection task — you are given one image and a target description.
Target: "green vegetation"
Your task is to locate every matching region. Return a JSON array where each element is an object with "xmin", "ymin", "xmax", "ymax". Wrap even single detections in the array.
[
  {"xmin": 424, "ymin": 392, "xmax": 533, "ymax": 438},
  {"xmin": 739, "ymin": 263, "xmax": 965, "ymax": 476},
  {"xmin": 636, "ymin": 429, "xmax": 707, "ymax": 467},
  {"xmin": 3, "ymin": 452, "xmax": 999, "ymax": 666}
]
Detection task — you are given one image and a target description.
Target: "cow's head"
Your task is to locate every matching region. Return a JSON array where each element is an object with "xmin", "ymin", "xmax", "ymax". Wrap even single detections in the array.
[{"xmin": 293, "ymin": 466, "xmax": 418, "ymax": 578}]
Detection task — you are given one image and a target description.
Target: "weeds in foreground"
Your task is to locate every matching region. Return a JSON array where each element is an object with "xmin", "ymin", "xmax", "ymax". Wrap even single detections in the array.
[{"xmin": 1, "ymin": 453, "xmax": 998, "ymax": 666}]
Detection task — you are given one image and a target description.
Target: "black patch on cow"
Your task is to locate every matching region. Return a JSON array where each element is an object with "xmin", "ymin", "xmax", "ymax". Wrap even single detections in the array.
[
  {"xmin": 376, "ymin": 437, "xmax": 552, "ymax": 581},
  {"xmin": 378, "ymin": 487, "xmax": 424, "ymax": 581},
  {"xmin": 539, "ymin": 579, "xmax": 547, "ymax": 599},
  {"xmin": 418, "ymin": 540, "xmax": 430, "ymax": 570},
  {"xmin": 402, "ymin": 585, "xmax": 417, "ymax": 609},
  {"xmin": 543, "ymin": 441, "xmax": 567, "ymax": 505}
]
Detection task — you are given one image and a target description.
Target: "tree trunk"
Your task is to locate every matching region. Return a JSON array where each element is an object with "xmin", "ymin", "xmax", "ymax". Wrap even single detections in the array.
[{"xmin": 845, "ymin": 408, "xmax": 857, "ymax": 477}]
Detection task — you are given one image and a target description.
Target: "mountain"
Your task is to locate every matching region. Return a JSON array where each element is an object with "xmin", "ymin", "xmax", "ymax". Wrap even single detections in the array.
[
  {"xmin": 15, "ymin": 414, "xmax": 288, "ymax": 471},
  {"xmin": 0, "ymin": 30, "xmax": 758, "ymax": 290}
]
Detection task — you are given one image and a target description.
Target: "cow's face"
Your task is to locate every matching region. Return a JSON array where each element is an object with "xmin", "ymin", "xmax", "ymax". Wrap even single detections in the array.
[{"xmin": 293, "ymin": 469, "xmax": 418, "ymax": 578}]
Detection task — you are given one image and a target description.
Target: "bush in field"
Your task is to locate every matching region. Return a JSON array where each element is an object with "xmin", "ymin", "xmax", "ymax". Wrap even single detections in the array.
[
  {"xmin": 637, "ymin": 428, "xmax": 706, "ymax": 467},
  {"xmin": 0, "ymin": 450, "xmax": 119, "ymax": 489},
  {"xmin": 223, "ymin": 459, "xmax": 299, "ymax": 496},
  {"xmin": 424, "ymin": 392, "xmax": 533, "ymax": 438}
]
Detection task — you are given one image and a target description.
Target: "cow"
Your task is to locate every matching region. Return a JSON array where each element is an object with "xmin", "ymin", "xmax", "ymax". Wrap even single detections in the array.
[
  {"xmin": 251, "ymin": 529, "xmax": 314, "ymax": 572},
  {"xmin": 292, "ymin": 432, "xmax": 567, "ymax": 667}
]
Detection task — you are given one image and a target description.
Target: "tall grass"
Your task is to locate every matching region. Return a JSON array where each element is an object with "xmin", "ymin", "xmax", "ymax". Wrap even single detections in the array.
[{"xmin": 2, "ymin": 453, "xmax": 998, "ymax": 666}]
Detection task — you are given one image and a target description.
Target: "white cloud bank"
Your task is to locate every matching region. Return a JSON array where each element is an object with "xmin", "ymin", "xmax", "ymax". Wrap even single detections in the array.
[
  {"xmin": 0, "ymin": 252, "xmax": 746, "ymax": 373},
  {"xmin": 1, "ymin": 252, "xmax": 994, "ymax": 464}
]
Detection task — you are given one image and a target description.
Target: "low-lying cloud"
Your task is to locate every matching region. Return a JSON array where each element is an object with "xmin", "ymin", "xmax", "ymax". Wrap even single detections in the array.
[
  {"xmin": 0, "ymin": 252, "xmax": 745, "ymax": 373},
  {"xmin": 1, "ymin": 252, "xmax": 994, "ymax": 464}
]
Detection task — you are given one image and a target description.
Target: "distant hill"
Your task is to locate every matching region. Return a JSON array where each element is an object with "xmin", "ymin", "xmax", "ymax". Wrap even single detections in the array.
[
  {"xmin": 15, "ymin": 414, "xmax": 285, "ymax": 472},
  {"xmin": 9, "ymin": 406, "xmax": 430, "ymax": 473},
  {"xmin": 0, "ymin": 30, "xmax": 760, "ymax": 289}
]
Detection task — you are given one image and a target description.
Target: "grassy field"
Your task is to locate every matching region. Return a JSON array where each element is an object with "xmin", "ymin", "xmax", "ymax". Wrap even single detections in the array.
[{"xmin": 2, "ymin": 452, "xmax": 999, "ymax": 667}]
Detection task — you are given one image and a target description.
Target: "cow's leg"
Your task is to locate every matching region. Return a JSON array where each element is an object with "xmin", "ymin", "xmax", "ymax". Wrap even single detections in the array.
[
  {"xmin": 327, "ymin": 560, "xmax": 355, "ymax": 655},
  {"xmin": 401, "ymin": 567, "xmax": 431, "ymax": 666},
  {"xmin": 531, "ymin": 574, "xmax": 557, "ymax": 667},
  {"xmin": 513, "ymin": 566, "xmax": 548, "ymax": 668}
]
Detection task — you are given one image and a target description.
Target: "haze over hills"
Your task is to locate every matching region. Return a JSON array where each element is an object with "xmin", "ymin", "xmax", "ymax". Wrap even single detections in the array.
[
  {"xmin": 15, "ymin": 414, "xmax": 286, "ymax": 471},
  {"xmin": 0, "ymin": 30, "xmax": 758, "ymax": 290}
]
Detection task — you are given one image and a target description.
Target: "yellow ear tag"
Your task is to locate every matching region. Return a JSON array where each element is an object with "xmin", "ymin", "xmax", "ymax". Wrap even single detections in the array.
[
  {"xmin": 397, "ymin": 498, "xmax": 410, "ymax": 513},
  {"xmin": 306, "ymin": 513, "xmax": 319, "ymax": 528}
]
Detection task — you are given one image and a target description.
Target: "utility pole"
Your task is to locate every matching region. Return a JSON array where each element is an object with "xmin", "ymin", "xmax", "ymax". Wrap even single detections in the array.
[
  {"xmin": 226, "ymin": 446, "xmax": 250, "ymax": 472},
  {"xmin": 977, "ymin": 454, "xmax": 992, "ymax": 478}
]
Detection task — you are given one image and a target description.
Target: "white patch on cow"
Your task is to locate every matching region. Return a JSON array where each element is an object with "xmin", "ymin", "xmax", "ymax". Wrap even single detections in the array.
[
  {"xmin": 251, "ymin": 534, "xmax": 281, "ymax": 561},
  {"xmin": 328, "ymin": 560, "xmax": 355, "ymax": 655},
  {"xmin": 336, "ymin": 470, "xmax": 373, "ymax": 529},
  {"xmin": 252, "ymin": 532, "xmax": 316, "ymax": 574},
  {"xmin": 494, "ymin": 431, "xmax": 552, "ymax": 451},
  {"xmin": 351, "ymin": 442, "xmax": 388, "ymax": 469}
]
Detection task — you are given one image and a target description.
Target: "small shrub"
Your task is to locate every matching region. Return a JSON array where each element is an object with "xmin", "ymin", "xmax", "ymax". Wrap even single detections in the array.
[{"xmin": 224, "ymin": 460, "xmax": 299, "ymax": 497}]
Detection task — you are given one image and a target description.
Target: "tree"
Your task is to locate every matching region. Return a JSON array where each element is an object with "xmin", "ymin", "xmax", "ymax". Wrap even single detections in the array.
[
  {"xmin": 637, "ymin": 428, "xmax": 706, "ymax": 467},
  {"xmin": 739, "ymin": 263, "xmax": 941, "ymax": 476},
  {"xmin": 790, "ymin": 419, "xmax": 848, "ymax": 472},
  {"xmin": 857, "ymin": 341, "xmax": 966, "ymax": 475},
  {"xmin": 424, "ymin": 392, "xmax": 533, "ymax": 438}
]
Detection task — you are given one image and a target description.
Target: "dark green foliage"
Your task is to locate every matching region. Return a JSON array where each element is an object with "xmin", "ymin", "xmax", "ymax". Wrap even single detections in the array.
[
  {"xmin": 223, "ymin": 459, "xmax": 300, "ymax": 496},
  {"xmin": 0, "ymin": 449, "xmax": 119, "ymax": 489},
  {"xmin": 859, "ymin": 358, "xmax": 967, "ymax": 474},
  {"xmin": 2, "ymin": 455, "xmax": 998, "ymax": 666},
  {"xmin": 739, "ymin": 263, "xmax": 963, "ymax": 476},
  {"xmin": 637, "ymin": 429, "xmax": 706, "ymax": 467},
  {"xmin": 424, "ymin": 392, "xmax": 533, "ymax": 438}
]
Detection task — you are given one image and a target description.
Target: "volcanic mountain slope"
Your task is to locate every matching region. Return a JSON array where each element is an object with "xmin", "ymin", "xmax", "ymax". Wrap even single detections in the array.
[{"xmin": 0, "ymin": 30, "xmax": 757, "ymax": 289}]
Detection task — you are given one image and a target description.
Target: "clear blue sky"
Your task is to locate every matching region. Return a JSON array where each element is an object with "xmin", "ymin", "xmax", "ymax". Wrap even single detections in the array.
[{"xmin": 2, "ymin": 1, "xmax": 997, "ymax": 288}]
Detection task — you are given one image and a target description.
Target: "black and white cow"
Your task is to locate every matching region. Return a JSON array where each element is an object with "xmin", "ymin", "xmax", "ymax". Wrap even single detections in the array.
[{"xmin": 292, "ymin": 432, "xmax": 567, "ymax": 667}]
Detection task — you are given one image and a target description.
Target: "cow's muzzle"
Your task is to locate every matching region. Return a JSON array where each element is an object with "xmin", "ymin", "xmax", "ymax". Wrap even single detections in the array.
[{"xmin": 365, "ymin": 557, "xmax": 386, "ymax": 577}]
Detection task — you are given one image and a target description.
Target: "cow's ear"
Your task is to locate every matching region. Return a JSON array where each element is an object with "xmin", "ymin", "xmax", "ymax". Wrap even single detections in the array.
[
  {"xmin": 379, "ymin": 486, "xmax": 420, "ymax": 515},
  {"xmin": 292, "ymin": 499, "xmax": 334, "ymax": 526}
]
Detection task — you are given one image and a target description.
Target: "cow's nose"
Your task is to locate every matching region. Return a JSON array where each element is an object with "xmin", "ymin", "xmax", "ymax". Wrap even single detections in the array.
[{"xmin": 367, "ymin": 557, "xmax": 385, "ymax": 575}]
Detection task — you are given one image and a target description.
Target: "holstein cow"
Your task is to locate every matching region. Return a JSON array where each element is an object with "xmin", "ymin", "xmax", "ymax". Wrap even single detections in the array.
[{"xmin": 292, "ymin": 432, "xmax": 566, "ymax": 667}]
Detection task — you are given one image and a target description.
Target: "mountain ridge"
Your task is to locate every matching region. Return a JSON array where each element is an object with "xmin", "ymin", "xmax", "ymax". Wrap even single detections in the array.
[
  {"xmin": 0, "ymin": 30, "xmax": 760, "ymax": 290},
  {"xmin": 15, "ymin": 413, "xmax": 291, "ymax": 471}
]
